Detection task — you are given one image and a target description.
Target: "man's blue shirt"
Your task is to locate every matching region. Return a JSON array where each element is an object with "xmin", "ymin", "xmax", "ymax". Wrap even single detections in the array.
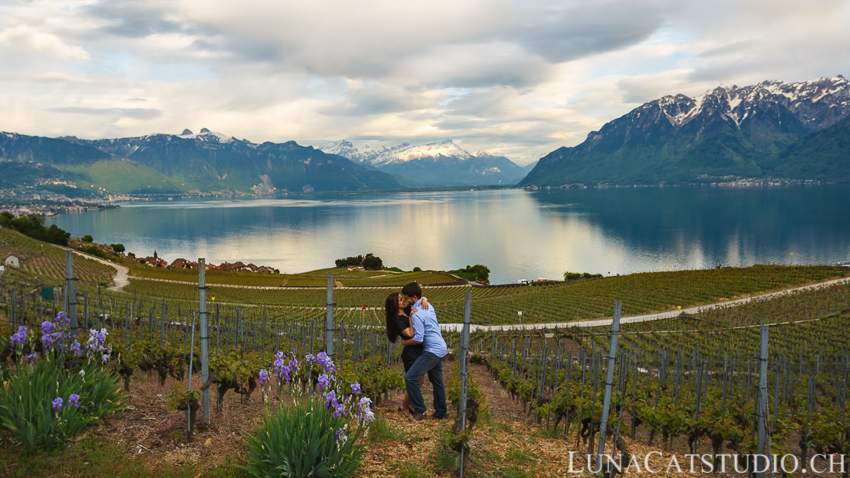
[{"xmin": 411, "ymin": 298, "xmax": 447, "ymax": 357}]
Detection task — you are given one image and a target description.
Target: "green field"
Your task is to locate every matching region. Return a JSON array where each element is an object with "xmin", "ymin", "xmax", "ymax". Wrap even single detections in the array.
[
  {"xmin": 5, "ymin": 225, "xmax": 850, "ymax": 478},
  {"xmin": 0, "ymin": 228, "xmax": 116, "ymax": 287},
  {"xmin": 127, "ymin": 264, "xmax": 464, "ymax": 287},
  {"xmin": 121, "ymin": 264, "xmax": 850, "ymax": 325}
]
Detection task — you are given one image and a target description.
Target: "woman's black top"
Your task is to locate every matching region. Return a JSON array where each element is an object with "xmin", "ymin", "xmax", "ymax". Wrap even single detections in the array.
[{"xmin": 395, "ymin": 314, "xmax": 424, "ymax": 372}]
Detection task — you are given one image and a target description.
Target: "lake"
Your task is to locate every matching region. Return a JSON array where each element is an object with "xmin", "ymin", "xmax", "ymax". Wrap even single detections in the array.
[{"xmin": 46, "ymin": 186, "xmax": 850, "ymax": 284}]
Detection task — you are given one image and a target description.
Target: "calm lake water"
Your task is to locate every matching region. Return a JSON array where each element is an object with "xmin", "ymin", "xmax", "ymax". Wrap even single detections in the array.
[{"xmin": 47, "ymin": 187, "xmax": 850, "ymax": 284}]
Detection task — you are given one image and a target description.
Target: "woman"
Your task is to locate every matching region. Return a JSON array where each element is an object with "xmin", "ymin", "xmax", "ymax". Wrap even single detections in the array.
[{"xmin": 385, "ymin": 292, "xmax": 427, "ymax": 417}]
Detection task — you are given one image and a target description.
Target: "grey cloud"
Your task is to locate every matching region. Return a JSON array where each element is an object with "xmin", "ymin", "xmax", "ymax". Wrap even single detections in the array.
[
  {"xmin": 68, "ymin": 0, "xmax": 666, "ymax": 89},
  {"xmin": 505, "ymin": 2, "xmax": 668, "ymax": 63},
  {"xmin": 322, "ymin": 86, "xmax": 442, "ymax": 117},
  {"xmin": 79, "ymin": 1, "xmax": 206, "ymax": 39},
  {"xmin": 445, "ymin": 88, "xmax": 521, "ymax": 117},
  {"xmin": 50, "ymin": 107, "xmax": 162, "ymax": 120}
]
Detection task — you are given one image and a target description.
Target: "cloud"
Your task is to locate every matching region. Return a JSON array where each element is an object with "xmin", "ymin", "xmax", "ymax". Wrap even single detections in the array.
[
  {"xmin": 0, "ymin": 23, "xmax": 89, "ymax": 60},
  {"xmin": 50, "ymin": 107, "xmax": 162, "ymax": 120},
  {"xmin": 504, "ymin": 1, "xmax": 669, "ymax": 63},
  {"xmin": 320, "ymin": 83, "xmax": 443, "ymax": 117},
  {"xmin": 0, "ymin": 0, "xmax": 848, "ymax": 164}
]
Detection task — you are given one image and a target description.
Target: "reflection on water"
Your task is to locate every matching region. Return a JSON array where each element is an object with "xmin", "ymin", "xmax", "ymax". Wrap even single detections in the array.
[{"xmin": 47, "ymin": 187, "xmax": 850, "ymax": 284}]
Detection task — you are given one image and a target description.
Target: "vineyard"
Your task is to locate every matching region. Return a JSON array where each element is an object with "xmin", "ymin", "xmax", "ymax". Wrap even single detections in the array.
[
  {"xmin": 126, "ymin": 264, "xmax": 464, "ymax": 288},
  {"xmin": 121, "ymin": 264, "xmax": 850, "ymax": 327},
  {"xmin": 451, "ymin": 282, "xmax": 850, "ymax": 476},
  {"xmin": 3, "ymin": 229, "xmax": 850, "ymax": 476},
  {"xmin": 0, "ymin": 228, "xmax": 115, "ymax": 287}
]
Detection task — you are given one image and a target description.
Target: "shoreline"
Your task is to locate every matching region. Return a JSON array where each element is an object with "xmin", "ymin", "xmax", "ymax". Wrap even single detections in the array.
[{"xmin": 2, "ymin": 178, "xmax": 843, "ymax": 216}]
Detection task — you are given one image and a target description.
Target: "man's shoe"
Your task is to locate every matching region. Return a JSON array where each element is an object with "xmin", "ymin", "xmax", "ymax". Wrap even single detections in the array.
[
  {"xmin": 430, "ymin": 414, "xmax": 448, "ymax": 420},
  {"xmin": 412, "ymin": 413, "xmax": 426, "ymax": 421}
]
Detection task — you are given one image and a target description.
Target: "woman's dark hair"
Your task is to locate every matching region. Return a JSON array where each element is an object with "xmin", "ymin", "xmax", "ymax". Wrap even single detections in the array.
[
  {"xmin": 385, "ymin": 292, "xmax": 414, "ymax": 343},
  {"xmin": 385, "ymin": 292, "xmax": 400, "ymax": 342}
]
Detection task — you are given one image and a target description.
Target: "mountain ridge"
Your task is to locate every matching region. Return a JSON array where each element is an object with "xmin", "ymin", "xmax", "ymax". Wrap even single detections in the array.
[
  {"xmin": 521, "ymin": 75, "xmax": 850, "ymax": 186},
  {"xmin": 1, "ymin": 130, "xmax": 401, "ymax": 195},
  {"xmin": 318, "ymin": 139, "xmax": 526, "ymax": 186}
]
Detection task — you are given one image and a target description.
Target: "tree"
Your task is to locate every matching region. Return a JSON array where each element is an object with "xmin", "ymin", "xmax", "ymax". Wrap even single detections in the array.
[
  {"xmin": 564, "ymin": 271, "xmax": 603, "ymax": 281},
  {"xmin": 110, "ymin": 243, "xmax": 126, "ymax": 253},
  {"xmin": 81, "ymin": 235, "xmax": 93, "ymax": 243},
  {"xmin": 450, "ymin": 264, "xmax": 490, "ymax": 283},
  {"xmin": 1, "ymin": 214, "xmax": 71, "ymax": 246},
  {"xmin": 362, "ymin": 253, "xmax": 383, "ymax": 270},
  {"xmin": 335, "ymin": 255, "xmax": 363, "ymax": 268}
]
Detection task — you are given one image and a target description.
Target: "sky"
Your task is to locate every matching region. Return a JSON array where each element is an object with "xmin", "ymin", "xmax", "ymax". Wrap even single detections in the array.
[{"xmin": 1, "ymin": 0, "xmax": 848, "ymax": 165}]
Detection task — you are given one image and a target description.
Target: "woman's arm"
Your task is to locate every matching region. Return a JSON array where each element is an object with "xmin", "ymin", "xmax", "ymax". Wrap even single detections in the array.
[
  {"xmin": 397, "ymin": 314, "xmax": 415, "ymax": 339},
  {"xmin": 399, "ymin": 324, "xmax": 415, "ymax": 339}
]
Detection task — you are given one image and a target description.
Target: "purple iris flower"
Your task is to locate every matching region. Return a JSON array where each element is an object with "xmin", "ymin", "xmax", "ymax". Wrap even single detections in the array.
[
  {"xmin": 10, "ymin": 327, "xmax": 27, "ymax": 347},
  {"xmin": 258, "ymin": 369, "xmax": 269, "ymax": 385},
  {"xmin": 52, "ymin": 397, "xmax": 64, "ymax": 411},
  {"xmin": 41, "ymin": 321, "xmax": 55, "ymax": 335},
  {"xmin": 350, "ymin": 382, "xmax": 361, "ymax": 395},
  {"xmin": 333, "ymin": 399, "xmax": 345, "ymax": 418},
  {"xmin": 324, "ymin": 390, "xmax": 336, "ymax": 407},
  {"xmin": 68, "ymin": 394, "xmax": 81, "ymax": 408},
  {"xmin": 317, "ymin": 374, "xmax": 329, "ymax": 391}
]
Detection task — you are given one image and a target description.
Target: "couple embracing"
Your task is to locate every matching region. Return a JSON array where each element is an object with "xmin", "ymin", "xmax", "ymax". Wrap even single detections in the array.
[{"xmin": 384, "ymin": 282, "xmax": 447, "ymax": 420}]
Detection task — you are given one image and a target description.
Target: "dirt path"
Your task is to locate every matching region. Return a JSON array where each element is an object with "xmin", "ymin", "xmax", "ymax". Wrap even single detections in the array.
[
  {"xmin": 470, "ymin": 362, "xmax": 531, "ymax": 423},
  {"xmin": 58, "ymin": 245, "xmax": 130, "ymax": 291}
]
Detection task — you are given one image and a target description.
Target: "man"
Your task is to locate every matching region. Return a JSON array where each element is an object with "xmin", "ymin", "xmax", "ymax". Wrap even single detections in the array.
[{"xmin": 400, "ymin": 281, "xmax": 447, "ymax": 420}]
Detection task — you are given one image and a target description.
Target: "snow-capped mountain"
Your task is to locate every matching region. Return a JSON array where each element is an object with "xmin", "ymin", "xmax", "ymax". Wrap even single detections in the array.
[
  {"xmin": 177, "ymin": 128, "xmax": 235, "ymax": 144},
  {"xmin": 522, "ymin": 75, "xmax": 850, "ymax": 186},
  {"xmin": 319, "ymin": 139, "xmax": 526, "ymax": 186},
  {"xmin": 320, "ymin": 139, "xmax": 473, "ymax": 166},
  {"xmin": 649, "ymin": 76, "xmax": 850, "ymax": 130}
]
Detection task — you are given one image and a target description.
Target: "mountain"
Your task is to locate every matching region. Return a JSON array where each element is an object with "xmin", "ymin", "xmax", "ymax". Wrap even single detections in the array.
[
  {"xmin": 319, "ymin": 139, "xmax": 526, "ymax": 186},
  {"xmin": 0, "ymin": 129, "xmax": 401, "ymax": 195},
  {"xmin": 765, "ymin": 114, "xmax": 850, "ymax": 181},
  {"xmin": 521, "ymin": 160, "xmax": 539, "ymax": 174},
  {"xmin": 521, "ymin": 76, "xmax": 850, "ymax": 186}
]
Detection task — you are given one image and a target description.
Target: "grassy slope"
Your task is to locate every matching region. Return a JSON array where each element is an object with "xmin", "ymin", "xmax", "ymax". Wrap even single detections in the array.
[
  {"xmin": 0, "ymin": 228, "xmax": 115, "ymax": 287},
  {"xmin": 121, "ymin": 264, "xmax": 850, "ymax": 325},
  {"xmin": 127, "ymin": 264, "xmax": 463, "ymax": 287},
  {"xmin": 63, "ymin": 159, "xmax": 189, "ymax": 195}
]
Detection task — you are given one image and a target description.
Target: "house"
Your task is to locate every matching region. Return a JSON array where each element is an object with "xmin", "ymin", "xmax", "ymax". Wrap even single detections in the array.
[
  {"xmin": 3, "ymin": 253, "xmax": 20, "ymax": 268},
  {"xmin": 141, "ymin": 250, "xmax": 168, "ymax": 268}
]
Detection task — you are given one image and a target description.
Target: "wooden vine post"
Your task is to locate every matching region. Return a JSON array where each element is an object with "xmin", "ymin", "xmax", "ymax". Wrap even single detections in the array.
[
  {"xmin": 199, "ymin": 258, "xmax": 210, "ymax": 424},
  {"xmin": 458, "ymin": 291, "xmax": 472, "ymax": 477},
  {"xmin": 326, "ymin": 273, "xmax": 334, "ymax": 357},
  {"xmin": 596, "ymin": 301, "xmax": 622, "ymax": 474},
  {"xmin": 756, "ymin": 325, "xmax": 768, "ymax": 478},
  {"xmin": 66, "ymin": 250, "xmax": 78, "ymax": 334}
]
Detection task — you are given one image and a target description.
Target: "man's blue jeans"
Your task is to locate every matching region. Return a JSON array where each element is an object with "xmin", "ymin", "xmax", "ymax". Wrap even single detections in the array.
[{"xmin": 405, "ymin": 351, "xmax": 447, "ymax": 418}]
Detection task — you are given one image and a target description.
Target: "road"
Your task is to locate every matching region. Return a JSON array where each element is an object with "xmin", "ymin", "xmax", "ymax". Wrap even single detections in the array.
[{"xmin": 59, "ymin": 246, "xmax": 130, "ymax": 291}]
